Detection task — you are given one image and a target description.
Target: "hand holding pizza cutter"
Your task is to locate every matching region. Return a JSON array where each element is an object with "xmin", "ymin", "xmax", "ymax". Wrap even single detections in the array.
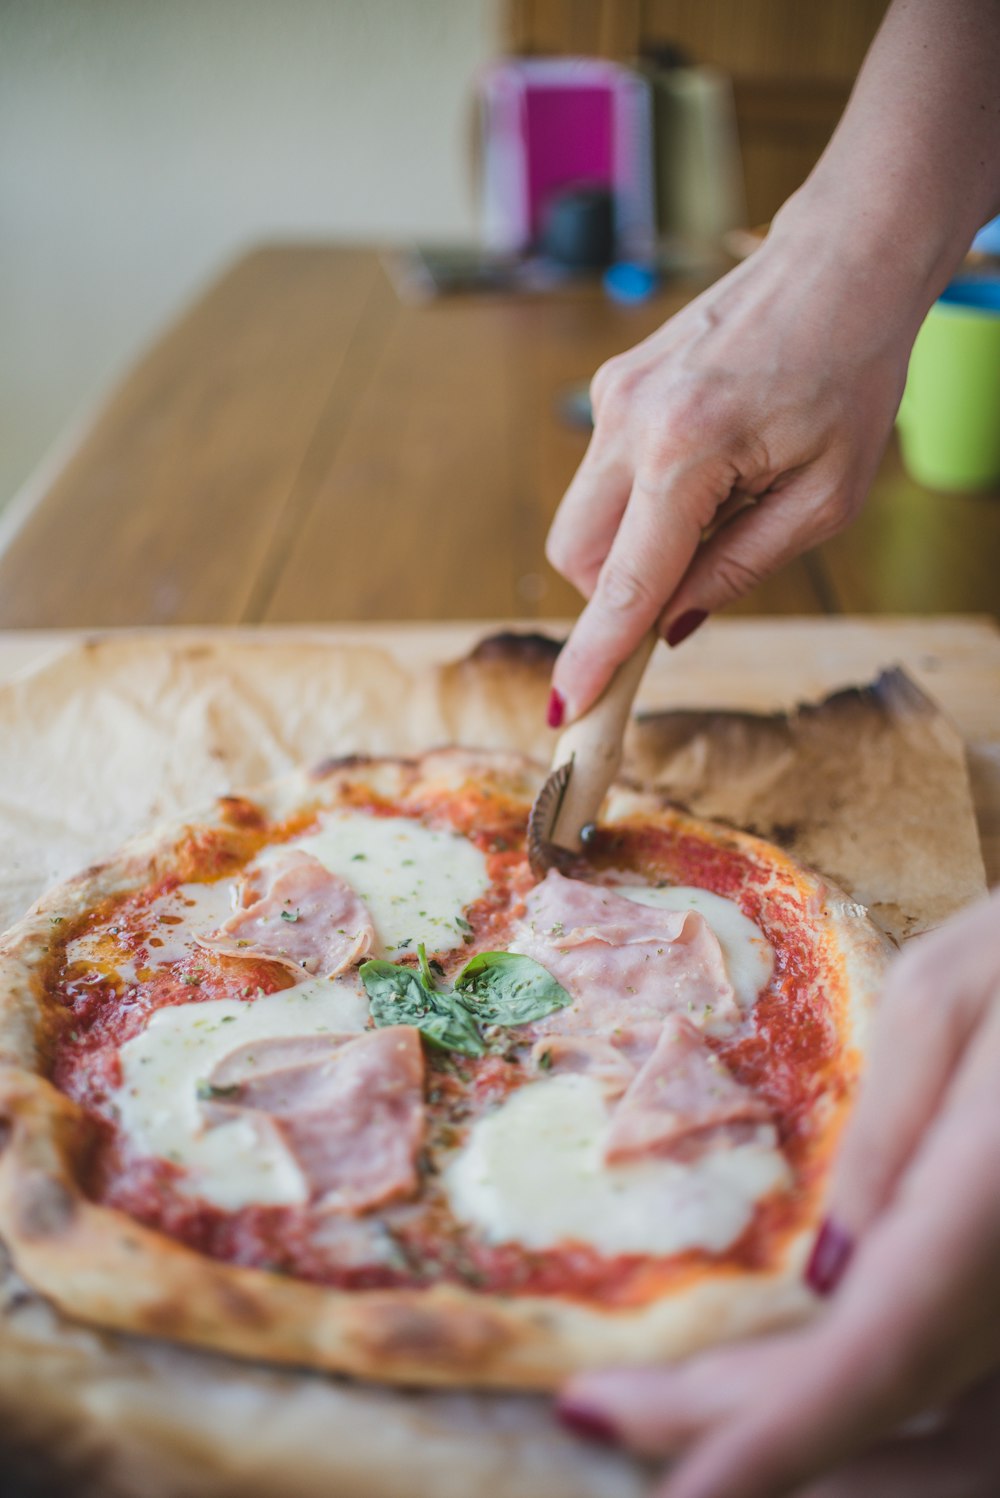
[{"xmin": 528, "ymin": 629, "xmax": 657, "ymax": 878}]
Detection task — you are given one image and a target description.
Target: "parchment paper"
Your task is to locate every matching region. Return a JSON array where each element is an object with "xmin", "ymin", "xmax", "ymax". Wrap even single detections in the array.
[{"xmin": 0, "ymin": 631, "xmax": 986, "ymax": 1498}]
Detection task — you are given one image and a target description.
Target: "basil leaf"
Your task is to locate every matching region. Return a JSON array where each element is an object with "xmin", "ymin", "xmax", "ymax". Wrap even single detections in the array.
[
  {"xmin": 359, "ymin": 959, "xmax": 432, "ymax": 1020},
  {"xmin": 454, "ymin": 951, "xmax": 571, "ymax": 1027},
  {"xmin": 359, "ymin": 959, "xmax": 485, "ymax": 1058},
  {"xmin": 196, "ymin": 1079, "xmax": 241, "ymax": 1101},
  {"xmin": 417, "ymin": 942, "xmax": 436, "ymax": 989},
  {"xmin": 413, "ymin": 1002, "xmax": 484, "ymax": 1058}
]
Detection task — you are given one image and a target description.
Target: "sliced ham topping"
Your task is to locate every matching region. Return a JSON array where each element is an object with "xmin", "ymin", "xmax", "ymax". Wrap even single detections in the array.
[
  {"xmin": 208, "ymin": 1034, "xmax": 354, "ymax": 1089},
  {"xmin": 531, "ymin": 1035, "xmax": 637, "ymax": 1096},
  {"xmin": 202, "ymin": 1026, "xmax": 425, "ymax": 1213},
  {"xmin": 604, "ymin": 1016, "xmax": 771, "ymax": 1165},
  {"xmin": 197, "ymin": 851, "xmax": 375, "ymax": 978},
  {"xmin": 511, "ymin": 871, "xmax": 741, "ymax": 1035}
]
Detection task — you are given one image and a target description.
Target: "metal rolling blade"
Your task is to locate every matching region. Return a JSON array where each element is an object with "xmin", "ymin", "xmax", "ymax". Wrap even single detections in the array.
[
  {"xmin": 527, "ymin": 629, "xmax": 659, "ymax": 880},
  {"xmin": 527, "ymin": 759, "xmax": 576, "ymax": 879}
]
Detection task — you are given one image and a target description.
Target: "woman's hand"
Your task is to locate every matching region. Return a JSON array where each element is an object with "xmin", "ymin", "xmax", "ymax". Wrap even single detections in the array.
[
  {"xmin": 545, "ymin": 206, "xmax": 918, "ymax": 722},
  {"xmin": 557, "ymin": 889, "xmax": 1000, "ymax": 1497},
  {"xmin": 544, "ymin": 0, "xmax": 1000, "ymax": 727}
]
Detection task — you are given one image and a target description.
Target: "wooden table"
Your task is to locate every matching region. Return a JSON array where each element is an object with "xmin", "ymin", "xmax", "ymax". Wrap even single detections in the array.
[{"xmin": 1, "ymin": 244, "xmax": 998, "ymax": 629}]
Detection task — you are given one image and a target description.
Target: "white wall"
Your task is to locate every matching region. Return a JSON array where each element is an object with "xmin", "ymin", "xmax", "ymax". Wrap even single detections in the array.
[{"xmin": 0, "ymin": 0, "xmax": 499, "ymax": 509}]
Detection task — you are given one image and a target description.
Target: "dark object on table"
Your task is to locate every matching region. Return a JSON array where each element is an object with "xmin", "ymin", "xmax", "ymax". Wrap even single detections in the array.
[
  {"xmin": 556, "ymin": 382, "xmax": 594, "ymax": 431},
  {"xmin": 381, "ymin": 246, "xmax": 572, "ymax": 303},
  {"xmin": 382, "ymin": 246, "xmax": 522, "ymax": 301},
  {"xmin": 540, "ymin": 186, "xmax": 616, "ymax": 271}
]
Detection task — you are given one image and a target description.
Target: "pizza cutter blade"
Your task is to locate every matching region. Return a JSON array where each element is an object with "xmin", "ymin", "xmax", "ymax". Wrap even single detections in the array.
[{"xmin": 527, "ymin": 630, "xmax": 658, "ymax": 879}]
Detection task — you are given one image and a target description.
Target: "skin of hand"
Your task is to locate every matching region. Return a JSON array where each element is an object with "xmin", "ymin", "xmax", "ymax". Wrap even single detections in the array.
[
  {"xmin": 557, "ymin": 889, "xmax": 1000, "ymax": 1497},
  {"xmin": 544, "ymin": 0, "xmax": 1000, "ymax": 725},
  {"xmin": 545, "ymin": 220, "xmax": 914, "ymax": 720}
]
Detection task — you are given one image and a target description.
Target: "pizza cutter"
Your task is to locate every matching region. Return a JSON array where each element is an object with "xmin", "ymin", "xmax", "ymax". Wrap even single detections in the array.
[{"xmin": 528, "ymin": 630, "xmax": 657, "ymax": 878}]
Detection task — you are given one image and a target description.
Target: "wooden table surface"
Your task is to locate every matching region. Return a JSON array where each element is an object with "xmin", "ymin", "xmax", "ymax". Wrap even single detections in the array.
[{"xmin": 1, "ymin": 244, "xmax": 998, "ymax": 629}]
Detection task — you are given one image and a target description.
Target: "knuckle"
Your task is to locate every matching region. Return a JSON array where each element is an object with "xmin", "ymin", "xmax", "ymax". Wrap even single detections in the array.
[
  {"xmin": 544, "ymin": 526, "xmax": 571, "ymax": 574},
  {"xmin": 638, "ymin": 427, "xmax": 682, "ymax": 475},
  {"xmin": 546, "ymin": 527, "xmax": 596, "ymax": 596},
  {"xmin": 820, "ymin": 486, "xmax": 859, "ymax": 531},
  {"xmin": 638, "ymin": 391, "xmax": 741, "ymax": 481},
  {"xmin": 590, "ymin": 356, "xmax": 634, "ymax": 419},
  {"xmin": 711, "ymin": 551, "xmax": 767, "ymax": 598},
  {"xmin": 596, "ymin": 558, "xmax": 656, "ymax": 618}
]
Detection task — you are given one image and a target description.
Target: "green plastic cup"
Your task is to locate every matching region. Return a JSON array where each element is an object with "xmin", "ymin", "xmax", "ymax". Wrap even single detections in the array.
[{"xmin": 897, "ymin": 277, "xmax": 1000, "ymax": 492}]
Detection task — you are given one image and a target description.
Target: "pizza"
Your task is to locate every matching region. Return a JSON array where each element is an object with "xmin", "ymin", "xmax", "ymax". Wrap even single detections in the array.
[{"xmin": 0, "ymin": 746, "xmax": 892, "ymax": 1391}]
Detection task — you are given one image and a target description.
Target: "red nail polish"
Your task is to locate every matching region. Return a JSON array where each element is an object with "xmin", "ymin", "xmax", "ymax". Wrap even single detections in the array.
[
  {"xmin": 666, "ymin": 609, "xmax": 708, "ymax": 649},
  {"xmin": 806, "ymin": 1217, "xmax": 854, "ymax": 1297},
  {"xmin": 557, "ymin": 1400, "xmax": 620, "ymax": 1446},
  {"xmin": 547, "ymin": 689, "xmax": 565, "ymax": 729}
]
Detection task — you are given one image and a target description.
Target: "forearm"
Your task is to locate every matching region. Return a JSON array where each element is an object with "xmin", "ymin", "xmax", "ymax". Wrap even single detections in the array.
[{"xmin": 774, "ymin": 0, "xmax": 1000, "ymax": 333}]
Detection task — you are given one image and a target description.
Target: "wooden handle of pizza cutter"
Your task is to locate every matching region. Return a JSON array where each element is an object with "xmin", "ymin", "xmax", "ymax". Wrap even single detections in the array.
[{"xmin": 549, "ymin": 630, "xmax": 657, "ymax": 852}]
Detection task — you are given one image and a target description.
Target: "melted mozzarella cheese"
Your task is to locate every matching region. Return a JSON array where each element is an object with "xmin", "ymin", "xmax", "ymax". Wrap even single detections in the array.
[
  {"xmin": 273, "ymin": 812, "xmax": 489, "ymax": 956},
  {"xmin": 616, "ymin": 885, "xmax": 773, "ymax": 1009},
  {"xmin": 114, "ymin": 978, "xmax": 368, "ymax": 1210},
  {"xmin": 445, "ymin": 1074, "xmax": 788, "ymax": 1257}
]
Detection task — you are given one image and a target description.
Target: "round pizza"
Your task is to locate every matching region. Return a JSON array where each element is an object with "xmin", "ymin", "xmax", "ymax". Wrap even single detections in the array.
[{"xmin": 0, "ymin": 748, "xmax": 892, "ymax": 1390}]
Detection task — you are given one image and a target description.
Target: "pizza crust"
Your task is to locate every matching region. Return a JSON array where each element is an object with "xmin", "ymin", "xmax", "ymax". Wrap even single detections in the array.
[{"xmin": 0, "ymin": 749, "xmax": 891, "ymax": 1390}]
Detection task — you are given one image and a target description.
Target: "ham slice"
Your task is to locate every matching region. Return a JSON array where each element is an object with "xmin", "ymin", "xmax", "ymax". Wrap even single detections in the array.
[
  {"xmin": 202, "ymin": 1026, "xmax": 425, "ymax": 1213},
  {"xmin": 531, "ymin": 1035, "xmax": 637, "ymax": 1096},
  {"xmin": 604, "ymin": 1016, "xmax": 771, "ymax": 1165},
  {"xmin": 208, "ymin": 1034, "xmax": 353, "ymax": 1089},
  {"xmin": 197, "ymin": 851, "xmax": 374, "ymax": 978},
  {"xmin": 511, "ymin": 871, "xmax": 741, "ymax": 1035}
]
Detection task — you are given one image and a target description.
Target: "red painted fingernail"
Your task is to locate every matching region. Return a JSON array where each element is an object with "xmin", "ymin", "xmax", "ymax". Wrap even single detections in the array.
[
  {"xmin": 806, "ymin": 1217, "xmax": 854, "ymax": 1297},
  {"xmin": 557, "ymin": 1399, "xmax": 620, "ymax": 1446},
  {"xmin": 547, "ymin": 689, "xmax": 565, "ymax": 729},
  {"xmin": 666, "ymin": 609, "xmax": 708, "ymax": 648}
]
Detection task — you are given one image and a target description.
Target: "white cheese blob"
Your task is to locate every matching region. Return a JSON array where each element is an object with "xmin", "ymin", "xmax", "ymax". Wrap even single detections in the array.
[
  {"xmin": 114, "ymin": 977, "xmax": 368, "ymax": 1210},
  {"xmin": 445, "ymin": 1073, "xmax": 788, "ymax": 1257},
  {"xmin": 615, "ymin": 885, "xmax": 773, "ymax": 1010},
  {"xmin": 273, "ymin": 812, "xmax": 489, "ymax": 957}
]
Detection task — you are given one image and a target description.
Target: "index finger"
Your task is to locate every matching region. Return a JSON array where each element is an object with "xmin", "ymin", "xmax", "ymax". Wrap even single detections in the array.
[{"xmin": 551, "ymin": 464, "xmax": 725, "ymax": 719}]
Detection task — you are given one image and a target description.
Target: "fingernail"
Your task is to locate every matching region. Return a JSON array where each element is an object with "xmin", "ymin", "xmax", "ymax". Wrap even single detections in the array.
[
  {"xmin": 547, "ymin": 689, "xmax": 565, "ymax": 729},
  {"xmin": 666, "ymin": 610, "xmax": 708, "ymax": 649},
  {"xmin": 806, "ymin": 1217, "xmax": 854, "ymax": 1297},
  {"xmin": 556, "ymin": 1399, "xmax": 620, "ymax": 1446}
]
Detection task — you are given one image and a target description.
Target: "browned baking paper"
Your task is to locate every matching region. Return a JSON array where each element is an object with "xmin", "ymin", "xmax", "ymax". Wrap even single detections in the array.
[{"xmin": 0, "ymin": 631, "xmax": 986, "ymax": 1498}]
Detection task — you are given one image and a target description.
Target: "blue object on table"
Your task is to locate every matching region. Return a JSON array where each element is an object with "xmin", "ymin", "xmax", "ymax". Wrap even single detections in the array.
[
  {"xmin": 972, "ymin": 214, "xmax": 1000, "ymax": 256},
  {"xmin": 603, "ymin": 261, "xmax": 660, "ymax": 304},
  {"xmin": 938, "ymin": 277, "xmax": 1000, "ymax": 313}
]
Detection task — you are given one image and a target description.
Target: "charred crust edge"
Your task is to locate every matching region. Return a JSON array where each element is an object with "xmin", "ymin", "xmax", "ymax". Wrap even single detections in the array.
[
  {"xmin": 462, "ymin": 631, "xmax": 563, "ymax": 670},
  {"xmin": 308, "ymin": 752, "xmax": 377, "ymax": 781}
]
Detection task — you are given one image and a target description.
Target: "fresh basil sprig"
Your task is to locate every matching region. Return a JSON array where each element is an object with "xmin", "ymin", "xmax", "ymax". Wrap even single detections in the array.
[
  {"xmin": 360, "ymin": 949, "xmax": 485, "ymax": 1057},
  {"xmin": 454, "ymin": 950, "xmax": 571, "ymax": 1026},
  {"xmin": 359, "ymin": 944, "xmax": 570, "ymax": 1057}
]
